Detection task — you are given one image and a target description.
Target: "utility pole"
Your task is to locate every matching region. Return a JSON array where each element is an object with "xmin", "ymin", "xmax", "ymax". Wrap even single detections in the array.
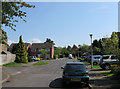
[{"xmin": 90, "ymin": 34, "xmax": 93, "ymax": 69}]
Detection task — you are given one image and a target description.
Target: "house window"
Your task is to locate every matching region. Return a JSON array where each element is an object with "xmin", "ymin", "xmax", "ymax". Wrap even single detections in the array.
[
  {"xmin": 46, "ymin": 48, "xmax": 50, "ymax": 52},
  {"xmin": 39, "ymin": 48, "xmax": 41, "ymax": 52},
  {"xmin": 34, "ymin": 49, "xmax": 36, "ymax": 52}
]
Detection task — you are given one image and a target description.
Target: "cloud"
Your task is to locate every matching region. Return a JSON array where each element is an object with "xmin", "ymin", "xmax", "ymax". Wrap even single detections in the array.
[
  {"xmin": 31, "ymin": 38, "xmax": 41, "ymax": 43},
  {"xmin": 8, "ymin": 40, "xmax": 15, "ymax": 45}
]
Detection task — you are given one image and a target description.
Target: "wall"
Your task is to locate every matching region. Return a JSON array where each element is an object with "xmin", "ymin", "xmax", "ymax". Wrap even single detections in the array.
[{"xmin": 0, "ymin": 54, "xmax": 16, "ymax": 65}]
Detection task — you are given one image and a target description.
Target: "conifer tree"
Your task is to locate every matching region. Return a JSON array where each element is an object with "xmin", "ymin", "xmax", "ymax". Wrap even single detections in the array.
[{"xmin": 15, "ymin": 35, "xmax": 28, "ymax": 63}]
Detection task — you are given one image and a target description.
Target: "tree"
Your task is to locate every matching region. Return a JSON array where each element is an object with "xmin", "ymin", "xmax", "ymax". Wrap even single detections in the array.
[
  {"xmin": 67, "ymin": 45, "xmax": 71, "ymax": 52},
  {"xmin": 79, "ymin": 44, "xmax": 89, "ymax": 54},
  {"xmin": 45, "ymin": 38, "xmax": 53, "ymax": 43},
  {"xmin": 2, "ymin": 2, "xmax": 35, "ymax": 31},
  {"xmin": 54, "ymin": 47, "xmax": 62, "ymax": 58},
  {"xmin": 15, "ymin": 35, "xmax": 28, "ymax": 63},
  {"xmin": 0, "ymin": 29, "xmax": 8, "ymax": 47},
  {"xmin": 92, "ymin": 39, "xmax": 99, "ymax": 48},
  {"xmin": 40, "ymin": 49, "xmax": 47, "ymax": 59},
  {"xmin": 61, "ymin": 47, "xmax": 69, "ymax": 57},
  {"xmin": 102, "ymin": 32, "xmax": 119, "ymax": 56}
]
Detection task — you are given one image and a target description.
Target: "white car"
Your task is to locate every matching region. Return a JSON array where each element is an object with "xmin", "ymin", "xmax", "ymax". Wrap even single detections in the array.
[
  {"xmin": 31, "ymin": 56, "xmax": 38, "ymax": 61},
  {"xmin": 68, "ymin": 54, "xmax": 73, "ymax": 59}
]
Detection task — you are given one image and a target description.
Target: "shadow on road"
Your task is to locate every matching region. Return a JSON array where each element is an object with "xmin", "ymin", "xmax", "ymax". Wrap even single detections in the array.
[{"xmin": 49, "ymin": 78, "xmax": 91, "ymax": 89}]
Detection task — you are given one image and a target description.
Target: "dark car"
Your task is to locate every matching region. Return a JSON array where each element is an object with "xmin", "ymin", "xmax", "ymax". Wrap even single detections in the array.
[{"xmin": 61, "ymin": 62, "xmax": 89, "ymax": 86}]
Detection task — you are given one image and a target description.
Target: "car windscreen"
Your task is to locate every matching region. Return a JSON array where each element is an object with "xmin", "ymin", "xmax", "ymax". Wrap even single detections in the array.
[{"xmin": 64, "ymin": 64, "xmax": 86, "ymax": 72}]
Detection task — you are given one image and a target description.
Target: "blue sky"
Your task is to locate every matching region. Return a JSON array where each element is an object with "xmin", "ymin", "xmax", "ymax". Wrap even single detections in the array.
[{"xmin": 4, "ymin": 2, "xmax": 118, "ymax": 47}]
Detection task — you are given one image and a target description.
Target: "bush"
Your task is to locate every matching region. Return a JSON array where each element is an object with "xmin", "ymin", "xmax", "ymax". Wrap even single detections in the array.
[
  {"xmin": 28, "ymin": 56, "xmax": 33, "ymax": 62},
  {"xmin": 112, "ymin": 67, "xmax": 120, "ymax": 79},
  {"xmin": 78, "ymin": 57, "xmax": 84, "ymax": 62},
  {"xmin": 54, "ymin": 55, "xmax": 56, "ymax": 59}
]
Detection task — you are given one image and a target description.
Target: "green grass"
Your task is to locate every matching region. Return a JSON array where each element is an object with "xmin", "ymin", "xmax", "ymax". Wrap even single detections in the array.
[
  {"xmin": 84, "ymin": 62, "xmax": 90, "ymax": 65},
  {"xmin": 32, "ymin": 61, "xmax": 48, "ymax": 66},
  {"xmin": 101, "ymin": 71, "xmax": 114, "ymax": 77},
  {"xmin": 93, "ymin": 65, "xmax": 102, "ymax": 69},
  {"xmin": 3, "ymin": 62, "xmax": 24, "ymax": 67}
]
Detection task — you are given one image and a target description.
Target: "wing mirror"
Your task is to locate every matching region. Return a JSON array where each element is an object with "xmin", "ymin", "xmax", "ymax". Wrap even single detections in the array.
[{"xmin": 61, "ymin": 67, "xmax": 64, "ymax": 69}]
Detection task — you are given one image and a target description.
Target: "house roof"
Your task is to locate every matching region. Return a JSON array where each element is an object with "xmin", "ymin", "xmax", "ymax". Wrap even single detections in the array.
[
  {"xmin": 31, "ymin": 42, "xmax": 54, "ymax": 49},
  {"xmin": 9, "ymin": 43, "xmax": 31, "ymax": 49}
]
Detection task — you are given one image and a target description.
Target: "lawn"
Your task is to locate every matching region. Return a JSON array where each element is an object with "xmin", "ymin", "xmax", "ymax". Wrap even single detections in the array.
[
  {"xmin": 32, "ymin": 61, "xmax": 48, "ymax": 66},
  {"xmin": 93, "ymin": 65, "xmax": 102, "ymax": 69},
  {"xmin": 101, "ymin": 71, "xmax": 114, "ymax": 77},
  {"xmin": 3, "ymin": 62, "xmax": 24, "ymax": 67},
  {"xmin": 84, "ymin": 62, "xmax": 90, "ymax": 65}
]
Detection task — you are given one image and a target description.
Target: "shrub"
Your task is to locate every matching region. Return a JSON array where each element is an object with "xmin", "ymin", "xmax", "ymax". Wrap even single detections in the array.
[
  {"xmin": 54, "ymin": 55, "xmax": 56, "ymax": 59},
  {"xmin": 112, "ymin": 67, "xmax": 120, "ymax": 79},
  {"xmin": 28, "ymin": 56, "xmax": 33, "ymax": 62}
]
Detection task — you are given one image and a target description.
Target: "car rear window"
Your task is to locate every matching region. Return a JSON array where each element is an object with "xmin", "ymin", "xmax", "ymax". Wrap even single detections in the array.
[
  {"xmin": 102, "ymin": 56, "xmax": 109, "ymax": 59},
  {"xmin": 64, "ymin": 64, "xmax": 86, "ymax": 72}
]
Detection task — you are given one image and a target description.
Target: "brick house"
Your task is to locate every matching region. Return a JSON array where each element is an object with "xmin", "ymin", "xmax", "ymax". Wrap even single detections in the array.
[
  {"xmin": 29, "ymin": 42, "xmax": 54, "ymax": 59},
  {"xmin": 8, "ymin": 42, "xmax": 54, "ymax": 59},
  {"xmin": 8, "ymin": 43, "xmax": 31, "ymax": 53}
]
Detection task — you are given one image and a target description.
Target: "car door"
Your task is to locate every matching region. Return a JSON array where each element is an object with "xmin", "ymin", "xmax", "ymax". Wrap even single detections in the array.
[{"xmin": 111, "ymin": 55, "xmax": 118, "ymax": 65}]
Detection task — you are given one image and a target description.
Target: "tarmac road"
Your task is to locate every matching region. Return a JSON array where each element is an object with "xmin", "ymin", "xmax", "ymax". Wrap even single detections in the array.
[{"xmin": 2, "ymin": 58, "xmax": 91, "ymax": 89}]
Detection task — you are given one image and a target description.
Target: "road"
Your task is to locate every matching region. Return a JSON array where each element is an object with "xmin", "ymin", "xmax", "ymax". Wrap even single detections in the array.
[{"xmin": 2, "ymin": 58, "xmax": 91, "ymax": 89}]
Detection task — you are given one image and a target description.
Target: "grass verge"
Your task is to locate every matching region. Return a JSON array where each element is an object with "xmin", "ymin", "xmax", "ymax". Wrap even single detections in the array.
[
  {"xmin": 32, "ymin": 61, "xmax": 48, "ymax": 66},
  {"xmin": 93, "ymin": 65, "xmax": 102, "ymax": 69},
  {"xmin": 101, "ymin": 71, "xmax": 114, "ymax": 77},
  {"xmin": 84, "ymin": 62, "xmax": 90, "ymax": 65},
  {"xmin": 3, "ymin": 62, "xmax": 24, "ymax": 67}
]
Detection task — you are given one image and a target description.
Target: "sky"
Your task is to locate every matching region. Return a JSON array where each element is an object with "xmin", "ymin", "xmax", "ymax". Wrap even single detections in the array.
[{"xmin": 3, "ymin": 2, "xmax": 118, "ymax": 47}]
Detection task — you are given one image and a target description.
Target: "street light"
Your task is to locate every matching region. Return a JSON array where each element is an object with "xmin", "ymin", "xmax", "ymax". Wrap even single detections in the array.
[{"xmin": 90, "ymin": 34, "xmax": 93, "ymax": 69}]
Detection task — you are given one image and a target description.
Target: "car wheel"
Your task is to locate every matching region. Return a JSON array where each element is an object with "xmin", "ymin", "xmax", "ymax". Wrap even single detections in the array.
[
  {"xmin": 93, "ymin": 62, "xmax": 97, "ymax": 65},
  {"xmin": 62, "ymin": 81, "xmax": 67, "ymax": 86},
  {"xmin": 104, "ymin": 64, "xmax": 111, "ymax": 70}
]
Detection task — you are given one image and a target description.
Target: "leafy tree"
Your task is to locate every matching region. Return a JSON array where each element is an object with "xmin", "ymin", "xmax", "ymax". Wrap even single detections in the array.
[
  {"xmin": 40, "ymin": 49, "xmax": 47, "ymax": 59},
  {"xmin": 45, "ymin": 38, "xmax": 53, "ymax": 43},
  {"xmin": 67, "ymin": 45, "xmax": 71, "ymax": 52},
  {"xmin": 12, "ymin": 43, "xmax": 17, "ymax": 54},
  {"xmin": 15, "ymin": 35, "xmax": 28, "ymax": 63},
  {"xmin": 0, "ymin": 29, "xmax": 8, "ymax": 47},
  {"xmin": 54, "ymin": 47, "xmax": 62, "ymax": 58},
  {"xmin": 61, "ymin": 47, "xmax": 69, "ymax": 57},
  {"xmin": 2, "ymin": 2, "xmax": 35, "ymax": 31},
  {"xmin": 92, "ymin": 39, "xmax": 99, "ymax": 48},
  {"xmin": 93, "ymin": 47, "xmax": 101, "ymax": 55},
  {"xmin": 79, "ymin": 44, "xmax": 89, "ymax": 54},
  {"xmin": 102, "ymin": 32, "xmax": 119, "ymax": 56}
]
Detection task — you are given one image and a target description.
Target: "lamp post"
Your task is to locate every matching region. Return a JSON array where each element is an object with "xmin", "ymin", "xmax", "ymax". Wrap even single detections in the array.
[{"xmin": 90, "ymin": 34, "xmax": 93, "ymax": 69}]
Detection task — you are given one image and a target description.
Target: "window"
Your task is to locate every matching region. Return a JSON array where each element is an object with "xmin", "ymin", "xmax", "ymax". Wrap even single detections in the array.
[
  {"xmin": 102, "ymin": 56, "xmax": 109, "ymax": 59},
  {"xmin": 39, "ymin": 49, "xmax": 41, "ymax": 52},
  {"xmin": 34, "ymin": 49, "xmax": 36, "ymax": 52},
  {"xmin": 46, "ymin": 48, "xmax": 50, "ymax": 52},
  {"xmin": 111, "ymin": 56, "xmax": 116, "ymax": 59}
]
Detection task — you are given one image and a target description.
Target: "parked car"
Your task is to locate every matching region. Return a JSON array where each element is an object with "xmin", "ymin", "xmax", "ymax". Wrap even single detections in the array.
[
  {"xmin": 31, "ymin": 56, "xmax": 38, "ymax": 61},
  {"xmin": 88, "ymin": 55, "xmax": 102, "ymax": 65},
  {"xmin": 68, "ymin": 54, "xmax": 73, "ymax": 59},
  {"xmin": 61, "ymin": 62, "xmax": 89, "ymax": 86},
  {"xmin": 99, "ymin": 55, "xmax": 119, "ymax": 70}
]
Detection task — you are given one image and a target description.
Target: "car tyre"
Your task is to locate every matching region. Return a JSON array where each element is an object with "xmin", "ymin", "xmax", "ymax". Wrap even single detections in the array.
[
  {"xmin": 104, "ymin": 64, "xmax": 111, "ymax": 70},
  {"xmin": 62, "ymin": 80, "xmax": 67, "ymax": 87},
  {"xmin": 93, "ymin": 62, "xmax": 97, "ymax": 65}
]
